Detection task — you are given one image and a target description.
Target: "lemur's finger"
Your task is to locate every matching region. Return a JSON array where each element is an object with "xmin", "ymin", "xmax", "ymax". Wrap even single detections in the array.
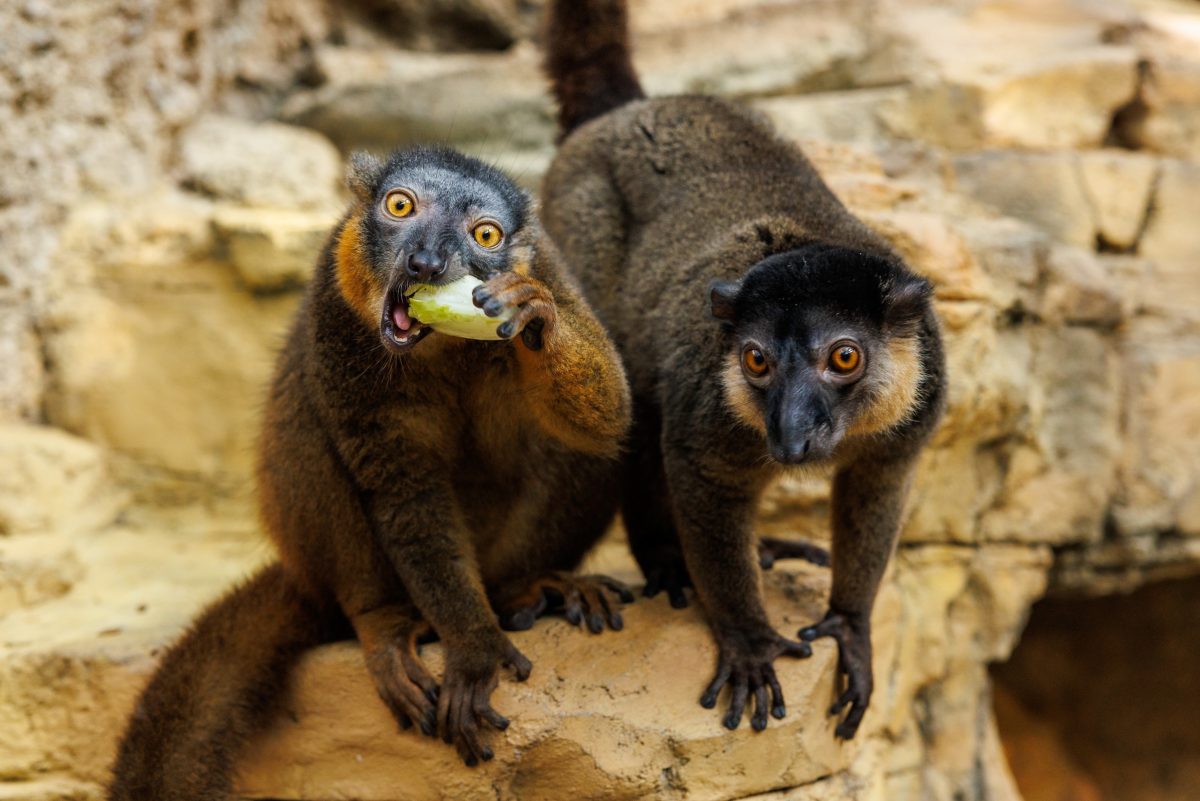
[
  {"xmin": 724, "ymin": 675, "xmax": 749, "ymax": 730},
  {"xmin": 766, "ymin": 666, "xmax": 786, "ymax": 719},
  {"xmin": 748, "ymin": 676, "xmax": 768, "ymax": 733},
  {"xmin": 700, "ymin": 659, "xmax": 732, "ymax": 709}
]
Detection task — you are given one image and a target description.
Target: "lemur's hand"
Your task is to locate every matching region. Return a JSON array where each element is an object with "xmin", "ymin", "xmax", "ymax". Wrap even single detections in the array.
[
  {"xmin": 438, "ymin": 632, "xmax": 531, "ymax": 766},
  {"xmin": 473, "ymin": 272, "xmax": 558, "ymax": 352},
  {"xmin": 799, "ymin": 609, "xmax": 872, "ymax": 739},
  {"xmin": 701, "ymin": 626, "xmax": 811, "ymax": 731}
]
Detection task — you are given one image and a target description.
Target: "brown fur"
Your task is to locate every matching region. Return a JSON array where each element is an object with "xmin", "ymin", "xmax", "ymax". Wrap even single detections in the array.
[
  {"xmin": 541, "ymin": 0, "xmax": 946, "ymax": 739},
  {"xmin": 109, "ymin": 156, "xmax": 632, "ymax": 798}
]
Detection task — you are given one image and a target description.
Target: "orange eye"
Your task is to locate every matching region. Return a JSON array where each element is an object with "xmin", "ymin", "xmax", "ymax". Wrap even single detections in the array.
[
  {"xmin": 829, "ymin": 343, "xmax": 861, "ymax": 374},
  {"xmin": 743, "ymin": 347, "xmax": 769, "ymax": 377},
  {"xmin": 384, "ymin": 190, "xmax": 415, "ymax": 218},
  {"xmin": 473, "ymin": 222, "xmax": 503, "ymax": 249}
]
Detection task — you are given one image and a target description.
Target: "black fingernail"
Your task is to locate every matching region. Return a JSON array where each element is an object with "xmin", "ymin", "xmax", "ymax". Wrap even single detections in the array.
[
  {"xmin": 670, "ymin": 592, "xmax": 688, "ymax": 609},
  {"xmin": 800, "ymin": 627, "xmax": 817, "ymax": 641},
  {"xmin": 484, "ymin": 299, "xmax": 504, "ymax": 317},
  {"xmin": 497, "ymin": 321, "xmax": 515, "ymax": 338},
  {"xmin": 472, "ymin": 287, "xmax": 488, "ymax": 306},
  {"xmin": 419, "ymin": 719, "xmax": 434, "ymax": 736},
  {"xmin": 588, "ymin": 614, "xmax": 604, "ymax": 634},
  {"xmin": 426, "ymin": 688, "xmax": 439, "ymax": 704},
  {"xmin": 609, "ymin": 614, "xmax": 624, "ymax": 631},
  {"xmin": 723, "ymin": 713, "xmax": 740, "ymax": 730},
  {"xmin": 752, "ymin": 716, "xmax": 767, "ymax": 732},
  {"xmin": 481, "ymin": 747, "xmax": 494, "ymax": 761},
  {"xmin": 496, "ymin": 716, "xmax": 510, "ymax": 731},
  {"xmin": 465, "ymin": 755, "xmax": 478, "ymax": 767},
  {"xmin": 772, "ymin": 704, "xmax": 786, "ymax": 719},
  {"xmin": 700, "ymin": 693, "xmax": 717, "ymax": 709},
  {"xmin": 566, "ymin": 607, "xmax": 583, "ymax": 625}
]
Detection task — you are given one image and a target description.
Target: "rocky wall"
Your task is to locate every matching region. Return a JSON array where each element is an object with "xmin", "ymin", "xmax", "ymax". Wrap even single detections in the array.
[{"xmin": 1, "ymin": 1, "xmax": 1199, "ymax": 800}]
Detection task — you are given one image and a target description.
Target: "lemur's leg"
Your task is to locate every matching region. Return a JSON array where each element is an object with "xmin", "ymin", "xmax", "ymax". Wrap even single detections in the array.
[
  {"xmin": 483, "ymin": 450, "xmax": 632, "ymax": 634},
  {"xmin": 623, "ymin": 402, "xmax": 692, "ymax": 608}
]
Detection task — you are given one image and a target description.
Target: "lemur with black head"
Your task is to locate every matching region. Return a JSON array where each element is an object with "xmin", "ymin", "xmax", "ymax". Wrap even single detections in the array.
[
  {"xmin": 540, "ymin": 0, "xmax": 946, "ymax": 739},
  {"xmin": 108, "ymin": 146, "xmax": 633, "ymax": 799}
]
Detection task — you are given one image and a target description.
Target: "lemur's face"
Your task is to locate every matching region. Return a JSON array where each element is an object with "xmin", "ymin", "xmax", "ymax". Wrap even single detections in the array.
[
  {"xmin": 712, "ymin": 245, "xmax": 931, "ymax": 466},
  {"xmin": 341, "ymin": 149, "xmax": 530, "ymax": 354}
]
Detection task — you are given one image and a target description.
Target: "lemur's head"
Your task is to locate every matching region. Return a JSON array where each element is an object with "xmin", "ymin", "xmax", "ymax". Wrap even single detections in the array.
[
  {"xmin": 711, "ymin": 244, "xmax": 932, "ymax": 466},
  {"xmin": 335, "ymin": 146, "xmax": 531, "ymax": 354}
]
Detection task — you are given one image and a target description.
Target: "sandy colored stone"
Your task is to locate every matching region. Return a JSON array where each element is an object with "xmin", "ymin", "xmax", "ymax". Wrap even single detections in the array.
[
  {"xmin": 213, "ymin": 206, "xmax": 339, "ymax": 290},
  {"xmin": 1140, "ymin": 60, "xmax": 1200, "ymax": 161},
  {"xmin": 952, "ymin": 152, "xmax": 1095, "ymax": 248},
  {"xmin": 0, "ymin": 424, "xmax": 122, "ymax": 538},
  {"xmin": 1077, "ymin": 150, "xmax": 1158, "ymax": 251},
  {"xmin": 1139, "ymin": 158, "xmax": 1200, "ymax": 270},
  {"xmin": 179, "ymin": 115, "xmax": 343, "ymax": 211}
]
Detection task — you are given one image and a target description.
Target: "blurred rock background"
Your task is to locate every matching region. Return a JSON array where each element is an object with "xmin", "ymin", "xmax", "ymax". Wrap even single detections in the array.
[{"xmin": 1, "ymin": 0, "xmax": 1198, "ymax": 799}]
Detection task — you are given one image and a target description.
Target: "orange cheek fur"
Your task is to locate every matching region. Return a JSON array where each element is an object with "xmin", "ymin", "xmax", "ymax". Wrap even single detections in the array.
[
  {"xmin": 336, "ymin": 214, "xmax": 384, "ymax": 327},
  {"xmin": 722, "ymin": 352, "xmax": 767, "ymax": 434}
]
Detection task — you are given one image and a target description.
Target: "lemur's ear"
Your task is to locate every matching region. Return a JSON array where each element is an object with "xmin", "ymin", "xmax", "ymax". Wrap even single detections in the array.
[
  {"xmin": 710, "ymin": 280, "xmax": 741, "ymax": 322},
  {"xmin": 883, "ymin": 273, "xmax": 932, "ymax": 334},
  {"xmin": 347, "ymin": 151, "xmax": 384, "ymax": 202}
]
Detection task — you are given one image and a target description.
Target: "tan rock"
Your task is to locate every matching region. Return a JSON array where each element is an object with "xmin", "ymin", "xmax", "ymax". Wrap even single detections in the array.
[
  {"xmin": 754, "ymin": 88, "xmax": 910, "ymax": 150},
  {"xmin": 213, "ymin": 206, "xmax": 338, "ymax": 291},
  {"xmin": 1077, "ymin": 150, "xmax": 1158, "ymax": 251},
  {"xmin": 981, "ymin": 48, "xmax": 1138, "ymax": 149},
  {"xmin": 283, "ymin": 45, "xmax": 553, "ymax": 153},
  {"xmin": 861, "ymin": 210, "xmax": 992, "ymax": 301},
  {"xmin": 0, "ymin": 424, "xmax": 123, "ymax": 537},
  {"xmin": 1139, "ymin": 158, "xmax": 1200, "ymax": 270},
  {"xmin": 1140, "ymin": 60, "xmax": 1200, "ymax": 161},
  {"xmin": 952, "ymin": 151, "xmax": 1095, "ymax": 248},
  {"xmin": 179, "ymin": 115, "xmax": 343, "ymax": 211},
  {"xmin": 1038, "ymin": 245, "xmax": 1123, "ymax": 326}
]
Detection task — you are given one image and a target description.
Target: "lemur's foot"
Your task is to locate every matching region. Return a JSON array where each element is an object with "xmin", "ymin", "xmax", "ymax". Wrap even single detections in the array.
[
  {"xmin": 473, "ymin": 271, "xmax": 557, "ymax": 351},
  {"xmin": 700, "ymin": 628, "xmax": 812, "ymax": 731},
  {"xmin": 799, "ymin": 609, "xmax": 873, "ymax": 739},
  {"xmin": 439, "ymin": 635, "xmax": 531, "ymax": 767},
  {"xmin": 758, "ymin": 537, "xmax": 831, "ymax": 569},
  {"xmin": 640, "ymin": 548, "xmax": 693, "ymax": 609},
  {"xmin": 361, "ymin": 614, "xmax": 440, "ymax": 738},
  {"xmin": 497, "ymin": 572, "xmax": 634, "ymax": 634}
]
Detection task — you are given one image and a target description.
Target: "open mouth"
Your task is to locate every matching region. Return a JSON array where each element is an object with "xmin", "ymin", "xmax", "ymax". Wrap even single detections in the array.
[{"xmin": 381, "ymin": 289, "xmax": 432, "ymax": 353}]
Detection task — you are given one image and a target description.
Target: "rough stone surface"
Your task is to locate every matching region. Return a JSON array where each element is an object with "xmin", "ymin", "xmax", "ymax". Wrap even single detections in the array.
[{"xmin": 3, "ymin": 0, "xmax": 1200, "ymax": 800}]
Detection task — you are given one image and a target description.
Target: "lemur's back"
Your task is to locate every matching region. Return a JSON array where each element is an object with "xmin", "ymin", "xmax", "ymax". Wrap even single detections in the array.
[{"xmin": 542, "ymin": 94, "xmax": 891, "ymax": 385}]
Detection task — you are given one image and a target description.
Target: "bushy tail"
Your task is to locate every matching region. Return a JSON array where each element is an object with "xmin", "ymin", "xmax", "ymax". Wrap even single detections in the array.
[
  {"xmin": 108, "ymin": 563, "xmax": 338, "ymax": 801},
  {"xmin": 545, "ymin": 0, "xmax": 644, "ymax": 136}
]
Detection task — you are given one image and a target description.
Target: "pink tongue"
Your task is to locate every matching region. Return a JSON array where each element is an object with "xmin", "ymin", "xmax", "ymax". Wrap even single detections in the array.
[{"xmin": 392, "ymin": 301, "xmax": 412, "ymax": 332}]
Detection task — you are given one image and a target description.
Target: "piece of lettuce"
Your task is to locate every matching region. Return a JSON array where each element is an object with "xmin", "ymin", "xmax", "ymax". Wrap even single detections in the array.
[{"xmin": 407, "ymin": 275, "xmax": 514, "ymax": 341}]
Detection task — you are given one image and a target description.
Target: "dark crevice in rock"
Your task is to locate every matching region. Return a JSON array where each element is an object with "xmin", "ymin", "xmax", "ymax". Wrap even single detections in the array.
[
  {"xmin": 1103, "ymin": 59, "xmax": 1154, "ymax": 151},
  {"xmin": 992, "ymin": 576, "xmax": 1200, "ymax": 801}
]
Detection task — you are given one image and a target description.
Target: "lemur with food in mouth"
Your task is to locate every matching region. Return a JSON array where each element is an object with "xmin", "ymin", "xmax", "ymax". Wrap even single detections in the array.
[{"xmin": 108, "ymin": 146, "xmax": 632, "ymax": 799}]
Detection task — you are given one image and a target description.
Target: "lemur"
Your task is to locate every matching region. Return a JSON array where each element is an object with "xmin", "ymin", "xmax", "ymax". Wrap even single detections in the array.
[
  {"xmin": 539, "ymin": 0, "xmax": 946, "ymax": 739},
  {"xmin": 108, "ymin": 146, "xmax": 633, "ymax": 798}
]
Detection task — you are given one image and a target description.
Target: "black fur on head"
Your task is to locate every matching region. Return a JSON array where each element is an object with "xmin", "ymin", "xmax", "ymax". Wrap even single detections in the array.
[
  {"xmin": 711, "ymin": 243, "xmax": 931, "ymax": 465},
  {"xmin": 348, "ymin": 145, "xmax": 531, "ymax": 283},
  {"xmin": 345, "ymin": 146, "xmax": 532, "ymax": 353}
]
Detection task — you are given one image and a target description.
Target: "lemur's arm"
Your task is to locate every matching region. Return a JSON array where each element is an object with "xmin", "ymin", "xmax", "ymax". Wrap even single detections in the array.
[
  {"xmin": 662, "ymin": 440, "xmax": 811, "ymax": 731},
  {"xmin": 366, "ymin": 475, "xmax": 531, "ymax": 763},
  {"xmin": 474, "ymin": 238, "xmax": 631, "ymax": 457},
  {"xmin": 800, "ymin": 448, "xmax": 917, "ymax": 739}
]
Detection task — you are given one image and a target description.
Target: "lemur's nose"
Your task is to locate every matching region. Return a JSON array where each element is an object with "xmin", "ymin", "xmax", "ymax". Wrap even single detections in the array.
[{"xmin": 406, "ymin": 250, "xmax": 446, "ymax": 282}]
